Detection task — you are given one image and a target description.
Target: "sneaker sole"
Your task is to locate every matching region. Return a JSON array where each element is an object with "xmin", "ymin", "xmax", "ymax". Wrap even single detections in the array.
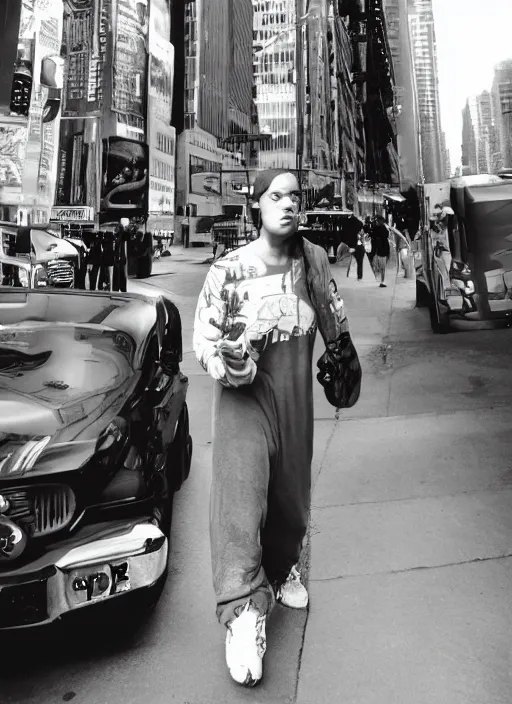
[{"xmin": 276, "ymin": 597, "xmax": 309, "ymax": 609}]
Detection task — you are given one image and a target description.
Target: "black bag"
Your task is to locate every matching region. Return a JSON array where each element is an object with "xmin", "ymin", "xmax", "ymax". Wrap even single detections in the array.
[{"xmin": 316, "ymin": 331, "xmax": 362, "ymax": 409}]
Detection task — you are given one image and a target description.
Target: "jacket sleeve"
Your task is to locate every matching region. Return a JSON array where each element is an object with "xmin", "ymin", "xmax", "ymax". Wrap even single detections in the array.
[
  {"xmin": 193, "ymin": 262, "xmax": 257, "ymax": 387},
  {"xmin": 193, "ymin": 263, "xmax": 226, "ymax": 375},
  {"xmin": 305, "ymin": 241, "xmax": 349, "ymax": 344}
]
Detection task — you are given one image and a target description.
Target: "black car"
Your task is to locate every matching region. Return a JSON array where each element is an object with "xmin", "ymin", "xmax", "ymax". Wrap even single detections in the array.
[{"xmin": 0, "ymin": 259, "xmax": 192, "ymax": 629}]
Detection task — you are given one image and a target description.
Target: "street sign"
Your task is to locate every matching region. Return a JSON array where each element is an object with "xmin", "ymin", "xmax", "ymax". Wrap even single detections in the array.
[{"xmin": 50, "ymin": 206, "xmax": 94, "ymax": 222}]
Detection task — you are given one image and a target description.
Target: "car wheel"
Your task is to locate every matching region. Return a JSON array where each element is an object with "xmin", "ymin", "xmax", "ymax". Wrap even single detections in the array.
[
  {"xmin": 167, "ymin": 404, "xmax": 193, "ymax": 492},
  {"xmin": 136, "ymin": 252, "xmax": 153, "ymax": 279}
]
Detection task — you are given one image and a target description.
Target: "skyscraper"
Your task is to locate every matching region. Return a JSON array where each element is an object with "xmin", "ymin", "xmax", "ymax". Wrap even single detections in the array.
[
  {"xmin": 228, "ymin": 0, "xmax": 256, "ymax": 136},
  {"xmin": 252, "ymin": 0, "xmax": 340, "ymax": 197},
  {"xmin": 492, "ymin": 59, "xmax": 512, "ymax": 169},
  {"xmin": 440, "ymin": 130, "xmax": 451, "ymax": 178},
  {"xmin": 407, "ymin": 0, "xmax": 443, "ymax": 183},
  {"xmin": 252, "ymin": 0, "xmax": 298, "ymax": 170},
  {"xmin": 173, "ymin": 0, "xmax": 255, "ymax": 244},
  {"xmin": 147, "ymin": 0, "xmax": 176, "ymax": 236},
  {"xmin": 461, "ymin": 100, "xmax": 477, "ymax": 175},
  {"xmin": 461, "ymin": 90, "xmax": 502, "ymax": 176},
  {"xmin": 382, "ymin": 0, "xmax": 421, "ymax": 189}
]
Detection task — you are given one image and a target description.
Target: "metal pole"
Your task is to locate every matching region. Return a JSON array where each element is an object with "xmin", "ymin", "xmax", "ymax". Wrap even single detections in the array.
[{"xmin": 296, "ymin": 0, "xmax": 304, "ymax": 188}]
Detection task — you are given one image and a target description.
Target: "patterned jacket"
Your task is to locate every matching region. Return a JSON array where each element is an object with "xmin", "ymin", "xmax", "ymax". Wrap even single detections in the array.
[{"xmin": 193, "ymin": 237, "xmax": 349, "ymax": 388}]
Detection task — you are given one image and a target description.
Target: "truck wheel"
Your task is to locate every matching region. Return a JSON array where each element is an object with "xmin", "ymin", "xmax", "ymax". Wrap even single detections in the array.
[
  {"xmin": 429, "ymin": 301, "xmax": 450, "ymax": 334},
  {"xmin": 136, "ymin": 252, "xmax": 153, "ymax": 279},
  {"xmin": 416, "ymin": 279, "xmax": 430, "ymax": 308}
]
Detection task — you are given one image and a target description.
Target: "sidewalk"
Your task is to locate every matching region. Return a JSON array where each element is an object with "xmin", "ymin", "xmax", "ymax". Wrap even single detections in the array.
[
  {"xmin": 297, "ymin": 261, "xmax": 512, "ymax": 703},
  {"xmin": 152, "ymin": 243, "xmax": 214, "ymax": 269}
]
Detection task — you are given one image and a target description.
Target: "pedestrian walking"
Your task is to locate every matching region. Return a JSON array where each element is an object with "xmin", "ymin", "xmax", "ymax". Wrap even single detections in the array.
[
  {"xmin": 353, "ymin": 229, "xmax": 366, "ymax": 280},
  {"xmin": 370, "ymin": 215, "xmax": 391, "ymax": 287},
  {"xmin": 193, "ymin": 169, "xmax": 361, "ymax": 688},
  {"xmin": 388, "ymin": 222, "xmax": 412, "ymax": 278}
]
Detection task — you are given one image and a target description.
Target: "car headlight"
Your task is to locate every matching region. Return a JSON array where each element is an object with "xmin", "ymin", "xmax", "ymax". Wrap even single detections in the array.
[
  {"xmin": 18, "ymin": 268, "xmax": 29, "ymax": 287},
  {"xmin": 34, "ymin": 265, "xmax": 48, "ymax": 287},
  {"xmin": 95, "ymin": 417, "xmax": 129, "ymax": 456}
]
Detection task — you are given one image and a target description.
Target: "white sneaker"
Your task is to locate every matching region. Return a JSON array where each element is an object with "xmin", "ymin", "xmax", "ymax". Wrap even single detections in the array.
[
  {"xmin": 276, "ymin": 565, "xmax": 309, "ymax": 609},
  {"xmin": 225, "ymin": 601, "xmax": 267, "ymax": 687}
]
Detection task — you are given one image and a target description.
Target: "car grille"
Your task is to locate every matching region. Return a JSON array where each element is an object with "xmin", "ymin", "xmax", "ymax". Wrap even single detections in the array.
[
  {"xmin": 1, "ymin": 484, "xmax": 76, "ymax": 537},
  {"xmin": 47, "ymin": 259, "xmax": 74, "ymax": 287}
]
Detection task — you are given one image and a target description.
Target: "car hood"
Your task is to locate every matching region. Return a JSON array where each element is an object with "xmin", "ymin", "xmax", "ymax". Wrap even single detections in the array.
[
  {"xmin": 0, "ymin": 321, "xmax": 139, "ymax": 478},
  {"xmin": 31, "ymin": 230, "xmax": 78, "ymax": 262}
]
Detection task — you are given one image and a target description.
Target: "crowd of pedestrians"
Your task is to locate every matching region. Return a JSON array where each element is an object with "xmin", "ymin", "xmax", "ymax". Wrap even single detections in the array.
[{"xmin": 338, "ymin": 213, "xmax": 413, "ymax": 286}]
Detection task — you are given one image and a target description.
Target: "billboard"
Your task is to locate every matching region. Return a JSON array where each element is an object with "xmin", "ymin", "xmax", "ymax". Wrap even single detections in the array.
[
  {"xmin": 112, "ymin": 0, "xmax": 148, "ymax": 120},
  {"xmin": 0, "ymin": 0, "xmax": 23, "ymax": 114},
  {"xmin": 149, "ymin": 36, "xmax": 174, "ymax": 125},
  {"xmin": 100, "ymin": 136, "xmax": 149, "ymax": 221},
  {"xmin": 189, "ymin": 156, "xmax": 222, "ymax": 197},
  {"xmin": 0, "ymin": 120, "xmax": 28, "ymax": 191},
  {"xmin": 23, "ymin": 0, "xmax": 64, "ymax": 207},
  {"xmin": 55, "ymin": 117, "xmax": 102, "ymax": 207},
  {"xmin": 147, "ymin": 0, "xmax": 174, "ymax": 225},
  {"xmin": 60, "ymin": 0, "xmax": 110, "ymax": 116},
  {"xmin": 149, "ymin": 0, "xmax": 170, "ymax": 39}
]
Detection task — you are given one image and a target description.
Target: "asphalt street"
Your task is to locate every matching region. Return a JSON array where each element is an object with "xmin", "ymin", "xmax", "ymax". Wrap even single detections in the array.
[{"xmin": 1, "ymin": 246, "xmax": 512, "ymax": 704}]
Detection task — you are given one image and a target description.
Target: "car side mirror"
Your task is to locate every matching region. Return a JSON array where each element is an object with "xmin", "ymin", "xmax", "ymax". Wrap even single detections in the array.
[
  {"xmin": 15, "ymin": 227, "xmax": 32, "ymax": 255},
  {"xmin": 160, "ymin": 298, "xmax": 183, "ymax": 376}
]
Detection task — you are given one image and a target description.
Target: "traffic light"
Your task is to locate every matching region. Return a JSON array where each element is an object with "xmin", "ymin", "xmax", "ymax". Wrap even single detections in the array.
[{"xmin": 10, "ymin": 60, "xmax": 33, "ymax": 117}]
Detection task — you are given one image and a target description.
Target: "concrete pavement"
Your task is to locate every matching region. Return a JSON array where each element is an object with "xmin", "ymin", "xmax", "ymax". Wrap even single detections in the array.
[{"xmin": 297, "ymin": 258, "xmax": 512, "ymax": 703}]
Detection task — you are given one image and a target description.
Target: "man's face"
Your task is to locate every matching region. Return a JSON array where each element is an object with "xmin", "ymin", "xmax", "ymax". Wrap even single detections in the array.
[{"xmin": 258, "ymin": 173, "xmax": 301, "ymax": 238}]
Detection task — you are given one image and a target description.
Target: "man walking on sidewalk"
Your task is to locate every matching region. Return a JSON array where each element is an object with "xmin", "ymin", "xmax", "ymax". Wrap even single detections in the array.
[{"xmin": 370, "ymin": 215, "xmax": 391, "ymax": 287}]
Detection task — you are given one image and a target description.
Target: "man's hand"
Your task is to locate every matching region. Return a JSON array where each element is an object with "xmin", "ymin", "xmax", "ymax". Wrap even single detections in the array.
[
  {"xmin": 215, "ymin": 339, "xmax": 257, "ymax": 387},
  {"xmin": 217, "ymin": 338, "xmax": 246, "ymax": 365},
  {"xmin": 207, "ymin": 356, "xmax": 227, "ymax": 381}
]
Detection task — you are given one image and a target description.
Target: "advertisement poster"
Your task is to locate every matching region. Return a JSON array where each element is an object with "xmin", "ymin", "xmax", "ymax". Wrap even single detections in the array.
[
  {"xmin": 149, "ymin": 0, "xmax": 170, "ymax": 40},
  {"xmin": 189, "ymin": 156, "xmax": 222, "ymax": 197},
  {"xmin": 61, "ymin": 0, "xmax": 108, "ymax": 116},
  {"xmin": 112, "ymin": 0, "xmax": 148, "ymax": 119},
  {"xmin": 87, "ymin": 0, "xmax": 110, "ymax": 111},
  {"xmin": 61, "ymin": 0, "xmax": 93, "ymax": 117},
  {"xmin": 100, "ymin": 136, "xmax": 148, "ymax": 222},
  {"xmin": 0, "ymin": 120, "xmax": 29, "ymax": 190},
  {"xmin": 149, "ymin": 36, "xmax": 174, "ymax": 125},
  {"xmin": 55, "ymin": 116, "xmax": 100, "ymax": 212},
  {"xmin": 23, "ymin": 0, "xmax": 64, "ymax": 207},
  {"xmin": 55, "ymin": 118, "xmax": 86, "ymax": 204}
]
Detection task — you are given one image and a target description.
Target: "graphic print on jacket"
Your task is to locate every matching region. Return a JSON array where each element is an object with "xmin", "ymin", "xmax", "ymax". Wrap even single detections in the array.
[{"xmin": 193, "ymin": 246, "xmax": 317, "ymax": 382}]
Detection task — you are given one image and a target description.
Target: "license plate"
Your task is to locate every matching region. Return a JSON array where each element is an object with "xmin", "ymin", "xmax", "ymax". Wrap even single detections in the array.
[{"xmin": 68, "ymin": 561, "xmax": 131, "ymax": 604}]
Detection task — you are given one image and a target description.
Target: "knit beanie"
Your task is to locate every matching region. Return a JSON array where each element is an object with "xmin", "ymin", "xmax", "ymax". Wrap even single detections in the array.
[{"xmin": 252, "ymin": 169, "xmax": 297, "ymax": 204}]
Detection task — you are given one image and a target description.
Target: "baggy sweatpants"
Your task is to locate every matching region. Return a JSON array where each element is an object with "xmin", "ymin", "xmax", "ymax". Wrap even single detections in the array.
[{"xmin": 210, "ymin": 337, "xmax": 315, "ymax": 628}]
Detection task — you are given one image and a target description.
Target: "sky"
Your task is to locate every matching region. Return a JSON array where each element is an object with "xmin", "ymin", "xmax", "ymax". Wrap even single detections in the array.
[{"xmin": 432, "ymin": 0, "xmax": 512, "ymax": 169}]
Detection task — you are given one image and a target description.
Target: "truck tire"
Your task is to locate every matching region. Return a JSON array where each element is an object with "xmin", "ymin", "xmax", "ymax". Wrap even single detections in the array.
[
  {"xmin": 415, "ymin": 279, "xmax": 430, "ymax": 308},
  {"xmin": 136, "ymin": 252, "xmax": 153, "ymax": 279},
  {"xmin": 429, "ymin": 300, "xmax": 450, "ymax": 334}
]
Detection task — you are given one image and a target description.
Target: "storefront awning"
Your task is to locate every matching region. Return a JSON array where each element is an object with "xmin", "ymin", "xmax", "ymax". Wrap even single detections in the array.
[
  {"xmin": 146, "ymin": 215, "xmax": 175, "ymax": 231},
  {"xmin": 383, "ymin": 193, "xmax": 406, "ymax": 203},
  {"xmin": 358, "ymin": 193, "xmax": 385, "ymax": 205}
]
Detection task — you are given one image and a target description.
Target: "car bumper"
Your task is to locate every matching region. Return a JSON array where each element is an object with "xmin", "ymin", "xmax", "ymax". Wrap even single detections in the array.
[{"xmin": 0, "ymin": 519, "xmax": 168, "ymax": 629}]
